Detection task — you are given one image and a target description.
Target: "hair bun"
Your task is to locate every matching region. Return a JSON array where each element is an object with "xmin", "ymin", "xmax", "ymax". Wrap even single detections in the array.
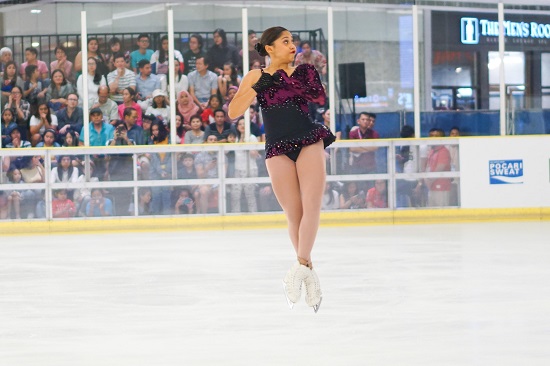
[{"xmin": 254, "ymin": 42, "xmax": 263, "ymax": 53}]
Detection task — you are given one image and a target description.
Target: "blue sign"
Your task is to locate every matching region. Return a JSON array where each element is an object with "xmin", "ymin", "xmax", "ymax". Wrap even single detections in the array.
[
  {"xmin": 461, "ymin": 17, "xmax": 479, "ymax": 44},
  {"xmin": 489, "ymin": 160, "xmax": 524, "ymax": 184}
]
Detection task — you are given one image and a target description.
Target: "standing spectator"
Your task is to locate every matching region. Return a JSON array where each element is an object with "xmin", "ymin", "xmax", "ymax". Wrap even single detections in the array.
[
  {"xmin": 1, "ymin": 61, "xmax": 24, "ymax": 106},
  {"xmin": 45, "ymin": 69, "xmax": 75, "ymax": 112},
  {"xmin": 105, "ymin": 37, "xmax": 130, "ymax": 72},
  {"xmin": 184, "ymin": 115, "xmax": 205, "ymax": 144},
  {"xmin": 176, "ymin": 90, "xmax": 199, "ymax": 124},
  {"xmin": 50, "ymin": 46, "xmax": 73, "ymax": 83},
  {"xmin": 86, "ymin": 188, "xmax": 113, "ymax": 217},
  {"xmin": 107, "ymin": 53, "xmax": 136, "ymax": 104},
  {"xmin": 19, "ymin": 47, "xmax": 49, "ymax": 81},
  {"xmin": 183, "ymin": 34, "xmax": 204, "ymax": 75},
  {"xmin": 150, "ymin": 35, "xmax": 184, "ymax": 76},
  {"xmin": 56, "ymin": 92, "xmax": 83, "ymax": 142},
  {"xmin": 218, "ymin": 62, "xmax": 241, "ymax": 100},
  {"xmin": 0, "ymin": 47, "xmax": 13, "ymax": 76},
  {"xmin": 424, "ymin": 128, "xmax": 452, "ymax": 207},
  {"xmin": 366, "ymin": 180, "xmax": 388, "ymax": 208},
  {"xmin": 135, "ymin": 59, "xmax": 161, "ymax": 111},
  {"xmin": 206, "ymin": 28, "xmax": 240, "ymax": 75},
  {"xmin": 348, "ymin": 112, "xmax": 379, "ymax": 174},
  {"xmin": 294, "ymin": 41, "xmax": 327, "ymax": 76},
  {"xmin": 74, "ymin": 37, "xmax": 109, "ymax": 77},
  {"xmin": 23, "ymin": 65, "xmax": 46, "ymax": 106},
  {"xmin": 204, "ymin": 109, "xmax": 233, "ymax": 142},
  {"xmin": 90, "ymin": 85, "xmax": 118, "ymax": 125},
  {"xmin": 5, "ymin": 86, "xmax": 31, "ymax": 134},
  {"xmin": 76, "ymin": 57, "xmax": 107, "ymax": 107},
  {"xmin": 29, "ymin": 103, "xmax": 58, "ymax": 146},
  {"xmin": 51, "ymin": 189, "xmax": 76, "ymax": 218},
  {"xmin": 145, "ymin": 89, "xmax": 171, "ymax": 125},
  {"xmin": 230, "ymin": 117, "xmax": 259, "ymax": 213},
  {"xmin": 130, "ymin": 34, "xmax": 154, "ymax": 73},
  {"xmin": 117, "ymin": 87, "xmax": 143, "ymax": 126},
  {"xmin": 1, "ymin": 108, "xmax": 17, "ymax": 146},
  {"xmin": 188, "ymin": 56, "xmax": 218, "ymax": 109}
]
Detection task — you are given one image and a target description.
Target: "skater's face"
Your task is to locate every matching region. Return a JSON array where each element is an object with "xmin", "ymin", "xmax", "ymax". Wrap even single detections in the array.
[{"xmin": 266, "ymin": 31, "xmax": 296, "ymax": 63}]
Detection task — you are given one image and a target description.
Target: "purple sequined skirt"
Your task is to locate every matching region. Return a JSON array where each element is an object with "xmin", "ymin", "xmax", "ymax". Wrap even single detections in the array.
[{"xmin": 265, "ymin": 124, "xmax": 336, "ymax": 159}]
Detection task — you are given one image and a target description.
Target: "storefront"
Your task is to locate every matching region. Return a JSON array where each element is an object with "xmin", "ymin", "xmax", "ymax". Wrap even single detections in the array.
[{"xmin": 430, "ymin": 10, "xmax": 550, "ymax": 111}]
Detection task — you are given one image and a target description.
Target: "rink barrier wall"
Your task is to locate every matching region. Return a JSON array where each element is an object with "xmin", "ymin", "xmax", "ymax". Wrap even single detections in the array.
[{"xmin": 1, "ymin": 208, "xmax": 549, "ymax": 236}]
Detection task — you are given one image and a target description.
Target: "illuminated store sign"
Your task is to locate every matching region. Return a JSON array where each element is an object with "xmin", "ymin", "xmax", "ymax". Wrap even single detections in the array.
[{"xmin": 461, "ymin": 16, "xmax": 550, "ymax": 44}]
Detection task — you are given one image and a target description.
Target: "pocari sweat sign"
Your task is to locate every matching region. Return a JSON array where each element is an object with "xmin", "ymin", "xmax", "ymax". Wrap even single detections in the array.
[{"xmin": 489, "ymin": 160, "xmax": 524, "ymax": 184}]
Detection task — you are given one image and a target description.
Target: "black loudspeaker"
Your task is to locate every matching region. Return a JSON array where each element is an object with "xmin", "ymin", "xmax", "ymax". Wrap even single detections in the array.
[{"xmin": 338, "ymin": 62, "xmax": 367, "ymax": 99}]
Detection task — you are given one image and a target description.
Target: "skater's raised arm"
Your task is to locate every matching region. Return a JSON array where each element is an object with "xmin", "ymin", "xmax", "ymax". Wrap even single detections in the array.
[{"xmin": 227, "ymin": 69, "xmax": 261, "ymax": 119}]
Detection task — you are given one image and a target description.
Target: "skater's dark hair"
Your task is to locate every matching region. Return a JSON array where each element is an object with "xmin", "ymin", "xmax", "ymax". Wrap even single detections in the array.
[{"xmin": 255, "ymin": 26, "xmax": 288, "ymax": 57}]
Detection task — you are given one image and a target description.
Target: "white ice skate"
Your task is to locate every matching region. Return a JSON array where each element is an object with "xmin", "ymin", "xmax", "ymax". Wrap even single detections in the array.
[
  {"xmin": 303, "ymin": 267, "xmax": 322, "ymax": 313},
  {"xmin": 282, "ymin": 261, "xmax": 309, "ymax": 309}
]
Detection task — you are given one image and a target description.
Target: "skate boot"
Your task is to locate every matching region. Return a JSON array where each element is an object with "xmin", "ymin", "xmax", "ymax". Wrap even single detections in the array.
[
  {"xmin": 303, "ymin": 265, "xmax": 322, "ymax": 313},
  {"xmin": 282, "ymin": 258, "xmax": 310, "ymax": 309}
]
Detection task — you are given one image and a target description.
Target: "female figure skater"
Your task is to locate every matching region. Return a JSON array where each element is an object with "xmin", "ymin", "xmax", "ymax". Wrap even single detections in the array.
[{"xmin": 228, "ymin": 26, "xmax": 335, "ymax": 312}]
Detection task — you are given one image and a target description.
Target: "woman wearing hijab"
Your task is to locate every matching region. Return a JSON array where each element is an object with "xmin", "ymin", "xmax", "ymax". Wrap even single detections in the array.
[{"xmin": 176, "ymin": 90, "xmax": 199, "ymax": 125}]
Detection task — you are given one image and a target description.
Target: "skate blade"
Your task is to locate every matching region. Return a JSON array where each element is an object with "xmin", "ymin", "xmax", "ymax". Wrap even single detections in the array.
[
  {"xmin": 312, "ymin": 296, "xmax": 322, "ymax": 313},
  {"xmin": 282, "ymin": 281, "xmax": 294, "ymax": 310}
]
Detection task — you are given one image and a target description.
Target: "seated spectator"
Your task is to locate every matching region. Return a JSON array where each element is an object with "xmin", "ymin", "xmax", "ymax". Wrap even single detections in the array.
[
  {"xmin": 121, "ymin": 107, "xmax": 144, "ymax": 145},
  {"xmin": 23, "ymin": 64, "xmax": 46, "ymax": 106},
  {"xmin": 150, "ymin": 35, "xmax": 184, "ymax": 76},
  {"xmin": 177, "ymin": 153, "xmax": 198, "ymax": 179},
  {"xmin": 339, "ymin": 181, "xmax": 365, "ymax": 209},
  {"xmin": 145, "ymin": 89, "xmax": 170, "ymax": 125},
  {"xmin": 50, "ymin": 155, "xmax": 79, "ymax": 183},
  {"xmin": 61, "ymin": 129, "xmax": 79, "ymax": 147},
  {"xmin": 188, "ymin": 56, "xmax": 218, "ymax": 109},
  {"xmin": 4, "ymin": 86, "xmax": 30, "ymax": 133},
  {"xmin": 174, "ymin": 187, "xmax": 195, "ymax": 215},
  {"xmin": 135, "ymin": 59, "xmax": 161, "ymax": 111},
  {"xmin": 163, "ymin": 58, "xmax": 188, "ymax": 97},
  {"xmin": 107, "ymin": 53, "xmax": 136, "ymax": 104},
  {"xmin": 19, "ymin": 47, "xmax": 49, "ymax": 81},
  {"xmin": 204, "ymin": 109, "xmax": 233, "ymax": 142},
  {"xmin": 128, "ymin": 187, "xmax": 152, "ymax": 216},
  {"xmin": 5, "ymin": 166, "xmax": 37, "ymax": 219},
  {"xmin": 141, "ymin": 114, "xmax": 155, "ymax": 144},
  {"xmin": 56, "ymin": 93, "xmax": 83, "ymax": 142},
  {"xmin": 86, "ymin": 188, "xmax": 113, "ymax": 217},
  {"xmin": 218, "ymin": 62, "xmax": 241, "ymax": 100},
  {"xmin": 348, "ymin": 112, "xmax": 379, "ymax": 175},
  {"xmin": 52, "ymin": 189, "xmax": 76, "ymax": 218},
  {"xmin": 183, "ymin": 34, "xmax": 204, "ymax": 75},
  {"xmin": 105, "ymin": 37, "xmax": 130, "ymax": 72},
  {"xmin": 194, "ymin": 134, "xmax": 219, "ymax": 214},
  {"xmin": 74, "ymin": 37, "xmax": 109, "ymax": 77},
  {"xmin": 176, "ymin": 90, "xmax": 199, "ymax": 124},
  {"xmin": 90, "ymin": 85, "xmax": 118, "ymax": 125},
  {"xmin": 184, "ymin": 114, "xmax": 205, "ymax": 144},
  {"xmin": 241, "ymin": 29, "xmax": 264, "ymax": 69},
  {"xmin": 149, "ymin": 120, "xmax": 172, "ymax": 214},
  {"xmin": 294, "ymin": 40, "xmax": 327, "ymax": 76},
  {"xmin": 322, "ymin": 182, "xmax": 340, "ymax": 210},
  {"xmin": 50, "ymin": 46, "xmax": 73, "ymax": 83},
  {"xmin": 117, "ymin": 87, "xmax": 143, "ymax": 126},
  {"xmin": 1, "ymin": 61, "xmax": 24, "ymax": 107},
  {"xmin": 29, "ymin": 103, "xmax": 58, "ymax": 146},
  {"xmin": 76, "ymin": 57, "xmax": 107, "ymax": 107},
  {"xmin": 1, "ymin": 108, "xmax": 17, "ymax": 146},
  {"xmin": 174, "ymin": 113, "xmax": 186, "ymax": 143},
  {"xmin": 35, "ymin": 128, "xmax": 60, "ymax": 148},
  {"xmin": 4, "ymin": 125, "xmax": 31, "ymax": 149},
  {"xmin": 0, "ymin": 47, "xmax": 13, "ymax": 76},
  {"xmin": 230, "ymin": 117, "xmax": 259, "ymax": 213},
  {"xmin": 206, "ymin": 28, "xmax": 240, "ymax": 75},
  {"xmin": 366, "ymin": 180, "xmax": 388, "ymax": 208},
  {"xmin": 20, "ymin": 155, "xmax": 45, "ymax": 184},
  {"xmin": 46, "ymin": 69, "xmax": 75, "ymax": 112},
  {"xmin": 200, "ymin": 94, "xmax": 222, "ymax": 126},
  {"xmin": 74, "ymin": 161, "xmax": 99, "ymax": 216},
  {"xmin": 130, "ymin": 34, "xmax": 154, "ymax": 73},
  {"xmin": 79, "ymin": 107, "xmax": 114, "ymax": 147}
]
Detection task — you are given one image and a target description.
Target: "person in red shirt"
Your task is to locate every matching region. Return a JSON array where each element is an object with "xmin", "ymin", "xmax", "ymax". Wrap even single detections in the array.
[
  {"xmin": 366, "ymin": 179, "xmax": 388, "ymax": 208},
  {"xmin": 52, "ymin": 189, "xmax": 76, "ymax": 218},
  {"xmin": 425, "ymin": 128, "xmax": 451, "ymax": 207},
  {"xmin": 348, "ymin": 112, "xmax": 379, "ymax": 175}
]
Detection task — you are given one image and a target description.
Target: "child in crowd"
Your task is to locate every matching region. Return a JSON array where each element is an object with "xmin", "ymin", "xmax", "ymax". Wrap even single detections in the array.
[
  {"xmin": 200, "ymin": 94, "xmax": 222, "ymax": 125},
  {"xmin": 128, "ymin": 187, "xmax": 152, "ymax": 216},
  {"xmin": 50, "ymin": 155, "xmax": 79, "ymax": 184},
  {"xmin": 366, "ymin": 180, "xmax": 388, "ymax": 208},
  {"xmin": 184, "ymin": 115, "xmax": 205, "ymax": 144},
  {"xmin": 86, "ymin": 188, "xmax": 113, "ymax": 217},
  {"xmin": 52, "ymin": 189, "xmax": 76, "ymax": 218},
  {"xmin": 174, "ymin": 187, "xmax": 195, "ymax": 214},
  {"xmin": 23, "ymin": 64, "xmax": 45, "ymax": 105},
  {"xmin": 5, "ymin": 168, "xmax": 25, "ymax": 219}
]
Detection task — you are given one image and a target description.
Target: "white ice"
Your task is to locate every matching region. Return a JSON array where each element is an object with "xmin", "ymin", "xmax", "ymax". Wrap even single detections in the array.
[{"xmin": 1, "ymin": 222, "xmax": 550, "ymax": 365}]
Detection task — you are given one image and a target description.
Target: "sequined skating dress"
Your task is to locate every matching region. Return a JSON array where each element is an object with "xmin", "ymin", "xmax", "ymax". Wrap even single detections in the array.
[{"xmin": 252, "ymin": 63, "xmax": 335, "ymax": 159}]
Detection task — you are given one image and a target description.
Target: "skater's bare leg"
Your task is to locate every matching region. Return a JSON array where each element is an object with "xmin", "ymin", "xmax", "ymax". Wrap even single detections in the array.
[
  {"xmin": 266, "ymin": 155, "xmax": 302, "ymax": 253},
  {"xmin": 295, "ymin": 141, "xmax": 326, "ymax": 261}
]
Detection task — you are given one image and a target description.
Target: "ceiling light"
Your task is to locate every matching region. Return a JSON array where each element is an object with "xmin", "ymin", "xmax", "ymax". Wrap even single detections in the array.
[
  {"xmin": 30, "ymin": 9, "xmax": 42, "ymax": 14},
  {"xmin": 31, "ymin": 42, "xmax": 40, "ymax": 47}
]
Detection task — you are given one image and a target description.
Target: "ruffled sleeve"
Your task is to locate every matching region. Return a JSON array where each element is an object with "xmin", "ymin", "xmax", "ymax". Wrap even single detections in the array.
[{"xmin": 278, "ymin": 64, "xmax": 326, "ymax": 105}]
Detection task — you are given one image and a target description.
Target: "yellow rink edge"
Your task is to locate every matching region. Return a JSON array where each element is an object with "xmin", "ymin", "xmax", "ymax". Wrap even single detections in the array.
[{"xmin": 0, "ymin": 207, "xmax": 549, "ymax": 236}]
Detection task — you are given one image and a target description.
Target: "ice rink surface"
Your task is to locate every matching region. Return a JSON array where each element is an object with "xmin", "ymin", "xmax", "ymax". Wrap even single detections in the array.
[{"xmin": 1, "ymin": 221, "xmax": 550, "ymax": 366}]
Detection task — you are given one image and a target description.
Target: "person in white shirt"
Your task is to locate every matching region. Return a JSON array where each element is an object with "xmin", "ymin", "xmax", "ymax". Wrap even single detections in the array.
[{"xmin": 76, "ymin": 57, "xmax": 107, "ymax": 107}]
